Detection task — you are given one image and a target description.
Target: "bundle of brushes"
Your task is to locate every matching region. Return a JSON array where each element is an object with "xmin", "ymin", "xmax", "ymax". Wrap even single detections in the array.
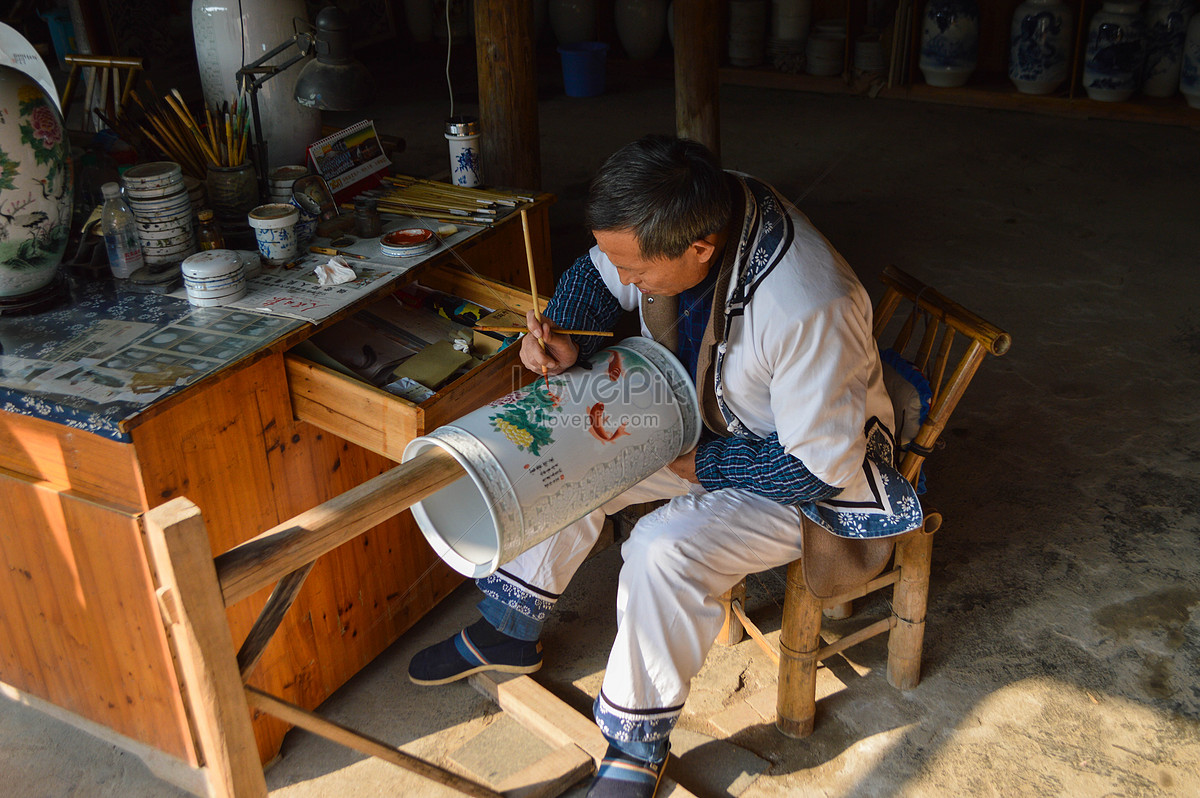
[
  {"xmin": 106, "ymin": 80, "xmax": 253, "ymax": 179},
  {"xmin": 364, "ymin": 175, "xmax": 537, "ymax": 226}
]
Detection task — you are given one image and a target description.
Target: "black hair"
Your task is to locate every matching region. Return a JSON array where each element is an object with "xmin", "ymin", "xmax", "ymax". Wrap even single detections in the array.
[{"xmin": 584, "ymin": 134, "xmax": 732, "ymax": 259}]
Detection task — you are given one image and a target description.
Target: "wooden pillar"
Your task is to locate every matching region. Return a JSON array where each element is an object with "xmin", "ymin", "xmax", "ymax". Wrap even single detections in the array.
[
  {"xmin": 475, "ymin": 0, "xmax": 541, "ymax": 190},
  {"xmin": 673, "ymin": 0, "xmax": 721, "ymax": 157}
]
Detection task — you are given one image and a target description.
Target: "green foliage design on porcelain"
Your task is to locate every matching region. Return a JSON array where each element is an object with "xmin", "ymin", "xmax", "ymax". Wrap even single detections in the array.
[{"xmin": 489, "ymin": 378, "xmax": 566, "ymax": 456}]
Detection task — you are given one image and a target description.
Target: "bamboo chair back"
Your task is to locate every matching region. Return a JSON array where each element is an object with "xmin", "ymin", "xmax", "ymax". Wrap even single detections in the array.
[{"xmin": 873, "ymin": 264, "xmax": 1011, "ymax": 487}]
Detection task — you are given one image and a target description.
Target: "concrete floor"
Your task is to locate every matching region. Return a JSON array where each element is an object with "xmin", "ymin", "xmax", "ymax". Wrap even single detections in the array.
[{"xmin": 3, "ymin": 54, "xmax": 1200, "ymax": 797}]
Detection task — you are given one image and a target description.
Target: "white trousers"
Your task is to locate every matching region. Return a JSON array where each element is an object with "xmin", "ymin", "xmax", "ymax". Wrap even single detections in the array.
[{"xmin": 494, "ymin": 467, "xmax": 807, "ymax": 737}]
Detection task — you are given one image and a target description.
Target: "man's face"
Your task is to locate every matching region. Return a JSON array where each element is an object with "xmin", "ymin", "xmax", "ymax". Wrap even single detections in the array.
[{"xmin": 594, "ymin": 229, "xmax": 716, "ymax": 297}]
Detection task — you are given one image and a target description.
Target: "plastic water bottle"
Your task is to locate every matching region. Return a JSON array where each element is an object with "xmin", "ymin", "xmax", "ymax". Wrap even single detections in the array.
[{"xmin": 100, "ymin": 182, "xmax": 143, "ymax": 279}]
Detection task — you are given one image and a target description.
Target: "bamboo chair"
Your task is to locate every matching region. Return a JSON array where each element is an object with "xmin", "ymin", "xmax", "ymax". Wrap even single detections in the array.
[{"xmin": 727, "ymin": 265, "xmax": 1011, "ymax": 738}]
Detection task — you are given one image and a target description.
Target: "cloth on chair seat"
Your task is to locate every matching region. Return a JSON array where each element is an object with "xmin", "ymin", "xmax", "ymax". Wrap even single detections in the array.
[{"xmin": 801, "ymin": 519, "xmax": 897, "ymax": 599}]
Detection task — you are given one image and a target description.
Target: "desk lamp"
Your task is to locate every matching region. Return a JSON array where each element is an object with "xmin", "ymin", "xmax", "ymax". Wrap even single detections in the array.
[{"xmin": 236, "ymin": 6, "xmax": 373, "ymax": 191}]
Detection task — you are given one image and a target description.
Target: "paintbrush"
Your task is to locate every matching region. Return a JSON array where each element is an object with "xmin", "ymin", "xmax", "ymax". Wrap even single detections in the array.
[{"xmin": 475, "ymin": 325, "xmax": 613, "ymax": 337}]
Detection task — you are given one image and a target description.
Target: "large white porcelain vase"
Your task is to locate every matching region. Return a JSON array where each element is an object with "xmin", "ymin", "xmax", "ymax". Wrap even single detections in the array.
[
  {"xmin": 192, "ymin": 0, "xmax": 322, "ymax": 170},
  {"xmin": 615, "ymin": 0, "xmax": 668, "ymax": 60},
  {"xmin": 550, "ymin": 0, "xmax": 597, "ymax": 45},
  {"xmin": 0, "ymin": 65, "xmax": 73, "ymax": 297},
  {"xmin": 403, "ymin": 338, "xmax": 700, "ymax": 578}
]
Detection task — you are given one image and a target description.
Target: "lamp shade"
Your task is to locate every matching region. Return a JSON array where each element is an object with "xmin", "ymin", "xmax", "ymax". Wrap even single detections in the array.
[{"xmin": 293, "ymin": 6, "xmax": 373, "ymax": 110}]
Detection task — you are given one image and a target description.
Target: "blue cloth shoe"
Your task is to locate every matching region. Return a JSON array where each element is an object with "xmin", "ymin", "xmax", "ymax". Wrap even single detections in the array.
[
  {"xmin": 408, "ymin": 620, "xmax": 542, "ymax": 686},
  {"xmin": 585, "ymin": 743, "xmax": 669, "ymax": 798}
]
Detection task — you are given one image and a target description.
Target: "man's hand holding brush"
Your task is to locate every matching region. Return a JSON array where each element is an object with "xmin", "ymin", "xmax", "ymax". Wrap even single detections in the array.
[{"xmin": 519, "ymin": 310, "xmax": 581, "ymax": 378}]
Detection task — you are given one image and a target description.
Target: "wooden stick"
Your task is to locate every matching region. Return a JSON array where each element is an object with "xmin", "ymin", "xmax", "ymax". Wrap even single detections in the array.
[
  {"xmin": 60, "ymin": 62, "xmax": 80, "ymax": 111},
  {"xmin": 236, "ymin": 563, "xmax": 314, "ymax": 679},
  {"xmin": 236, "ymin": 113, "xmax": 250, "ymax": 165},
  {"xmin": 520, "ymin": 209, "xmax": 551, "ymax": 392},
  {"xmin": 96, "ymin": 67, "xmax": 109, "ymax": 130},
  {"xmin": 204, "ymin": 101, "xmax": 219, "ymax": 162},
  {"xmin": 214, "ymin": 447, "xmax": 463, "ymax": 607},
  {"xmin": 475, "ymin": 325, "xmax": 612, "ymax": 337},
  {"xmin": 224, "ymin": 111, "xmax": 234, "ymax": 168},
  {"xmin": 164, "ymin": 92, "xmax": 219, "ymax": 166},
  {"xmin": 245, "ymin": 687, "xmax": 503, "ymax": 798}
]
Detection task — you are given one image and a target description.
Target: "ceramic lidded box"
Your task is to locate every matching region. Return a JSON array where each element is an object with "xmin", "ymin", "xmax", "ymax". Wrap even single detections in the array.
[{"xmin": 0, "ymin": 64, "xmax": 73, "ymax": 297}]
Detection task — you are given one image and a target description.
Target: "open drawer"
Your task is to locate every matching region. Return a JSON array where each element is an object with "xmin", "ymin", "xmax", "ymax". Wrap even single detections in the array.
[{"xmin": 283, "ymin": 264, "xmax": 546, "ymax": 461}]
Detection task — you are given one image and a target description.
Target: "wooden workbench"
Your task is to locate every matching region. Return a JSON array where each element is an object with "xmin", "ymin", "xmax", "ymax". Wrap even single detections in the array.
[{"xmin": 0, "ymin": 194, "xmax": 553, "ymax": 788}]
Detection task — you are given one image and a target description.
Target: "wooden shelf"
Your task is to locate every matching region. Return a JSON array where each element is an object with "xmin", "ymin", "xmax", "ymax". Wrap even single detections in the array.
[{"xmin": 720, "ymin": 66, "xmax": 1200, "ymax": 128}]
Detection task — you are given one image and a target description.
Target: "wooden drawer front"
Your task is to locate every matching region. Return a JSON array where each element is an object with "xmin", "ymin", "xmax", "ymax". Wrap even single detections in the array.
[{"xmin": 285, "ymin": 270, "xmax": 543, "ymax": 461}]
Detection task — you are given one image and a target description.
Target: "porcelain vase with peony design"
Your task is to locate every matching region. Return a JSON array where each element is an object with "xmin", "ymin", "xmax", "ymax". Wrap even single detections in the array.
[
  {"xmin": 0, "ymin": 65, "xmax": 73, "ymax": 298},
  {"xmin": 403, "ymin": 338, "xmax": 700, "ymax": 578}
]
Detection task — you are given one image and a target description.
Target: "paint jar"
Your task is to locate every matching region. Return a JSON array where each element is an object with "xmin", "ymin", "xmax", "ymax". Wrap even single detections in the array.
[
  {"xmin": 207, "ymin": 163, "xmax": 258, "ymax": 247},
  {"xmin": 182, "ymin": 249, "xmax": 245, "ymax": 307},
  {"xmin": 444, "ymin": 115, "xmax": 482, "ymax": 187},
  {"xmin": 354, "ymin": 195, "xmax": 383, "ymax": 237},
  {"xmin": 403, "ymin": 337, "xmax": 700, "ymax": 578},
  {"xmin": 248, "ymin": 203, "xmax": 300, "ymax": 266}
]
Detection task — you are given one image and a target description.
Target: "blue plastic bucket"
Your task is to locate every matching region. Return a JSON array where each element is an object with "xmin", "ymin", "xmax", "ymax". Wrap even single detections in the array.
[{"xmin": 557, "ymin": 42, "xmax": 609, "ymax": 98}]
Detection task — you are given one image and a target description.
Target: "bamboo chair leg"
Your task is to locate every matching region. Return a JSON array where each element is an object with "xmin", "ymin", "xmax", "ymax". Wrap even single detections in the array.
[
  {"xmin": 715, "ymin": 579, "xmax": 747, "ymax": 646},
  {"xmin": 823, "ymin": 601, "xmax": 853, "ymax": 620},
  {"xmin": 886, "ymin": 529, "xmax": 934, "ymax": 691},
  {"xmin": 776, "ymin": 559, "xmax": 823, "ymax": 738}
]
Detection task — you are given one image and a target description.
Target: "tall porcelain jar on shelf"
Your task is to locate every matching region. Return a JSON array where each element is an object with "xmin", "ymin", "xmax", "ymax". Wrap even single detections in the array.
[
  {"xmin": 1008, "ymin": 0, "xmax": 1073, "ymax": 95},
  {"xmin": 1181, "ymin": 13, "xmax": 1200, "ymax": 107},
  {"xmin": 615, "ymin": 0, "xmax": 668, "ymax": 60},
  {"xmin": 1141, "ymin": 0, "xmax": 1195, "ymax": 97},
  {"xmin": 192, "ymin": 0, "xmax": 323, "ymax": 170},
  {"xmin": 1083, "ymin": 1, "xmax": 1146, "ymax": 102},
  {"xmin": 550, "ymin": 0, "xmax": 597, "ymax": 45},
  {"xmin": 919, "ymin": 0, "xmax": 980, "ymax": 87}
]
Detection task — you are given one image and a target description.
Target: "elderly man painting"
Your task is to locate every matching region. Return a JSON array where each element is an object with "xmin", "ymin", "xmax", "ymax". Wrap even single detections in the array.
[{"xmin": 409, "ymin": 135, "xmax": 921, "ymax": 798}]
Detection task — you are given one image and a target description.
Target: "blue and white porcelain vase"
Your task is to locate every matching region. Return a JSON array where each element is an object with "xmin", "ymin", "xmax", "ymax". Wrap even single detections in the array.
[
  {"xmin": 919, "ymin": 0, "xmax": 980, "ymax": 87},
  {"xmin": 1141, "ymin": 0, "xmax": 1195, "ymax": 97},
  {"xmin": 0, "ymin": 65, "xmax": 73, "ymax": 298},
  {"xmin": 1181, "ymin": 13, "xmax": 1200, "ymax": 106},
  {"xmin": 1083, "ymin": 1, "xmax": 1146, "ymax": 101},
  {"xmin": 1009, "ymin": 0, "xmax": 1073, "ymax": 94}
]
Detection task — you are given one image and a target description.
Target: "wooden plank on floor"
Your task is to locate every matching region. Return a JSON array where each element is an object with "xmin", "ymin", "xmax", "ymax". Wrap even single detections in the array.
[
  {"xmin": 469, "ymin": 673, "xmax": 698, "ymax": 798},
  {"xmin": 496, "ymin": 743, "xmax": 593, "ymax": 798}
]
